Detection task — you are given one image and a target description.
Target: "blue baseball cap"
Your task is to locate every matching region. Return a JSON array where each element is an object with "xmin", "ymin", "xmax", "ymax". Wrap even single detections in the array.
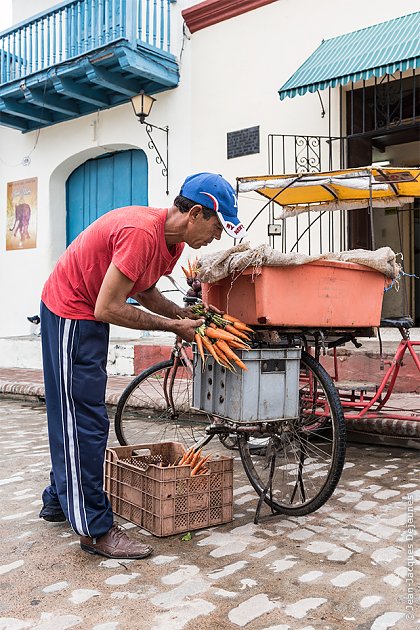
[{"xmin": 180, "ymin": 172, "xmax": 247, "ymax": 239}]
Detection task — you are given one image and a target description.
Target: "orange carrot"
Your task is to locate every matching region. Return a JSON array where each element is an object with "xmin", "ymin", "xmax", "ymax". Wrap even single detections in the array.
[
  {"xmin": 201, "ymin": 335, "xmax": 222, "ymax": 364},
  {"xmin": 181, "ymin": 265, "xmax": 190, "ymax": 278},
  {"xmin": 182, "ymin": 448, "xmax": 196, "ymax": 466},
  {"xmin": 209, "ymin": 322, "xmax": 217, "ymax": 329},
  {"xmin": 195, "ymin": 333, "xmax": 205, "ymax": 364},
  {"xmin": 215, "ymin": 339, "xmax": 239, "ymax": 361},
  {"xmin": 214, "ymin": 344, "xmax": 235, "ymax": 369},
  {"xmin": 216, "ymin": 340, "xmax": 249, "ymax": 371},
  {"xmin": 210, "ymin": 343, "xmax": 230, "ymax": 367},
  {"xmin": 233, "ymin": 321, "xmax": 254, "ymax": 333},
  {"xmin": 225, "ymin": 324, "xmax": 250, "ymax": 340},
  {"xmin": 222, "ymin": 313, "xmax": 241, "ymax": 323},
  {"xmin": 178, "ymin": 447, "xmax": 193, "ymax": 466},
  {"xmin": 232, "ymin": 357, "xmax": 248, "ymax": 371},
  {"xmin": 183, "ymin": 449, "xmax": 195, "ymax": 465},
  {"xmin": 228, "ymin": 339, "xmax": 251, "ymax": 349},
  {"xmin": 189, "ymin": 448, "xmax": 202, "ymax": 469},
  {"xmin": 205, "ymin": 327, "xmax": 243, "ymax": 343},
  {"xmin": 191, "ymin": 455, "xmax": 211, "ymax": 476}
]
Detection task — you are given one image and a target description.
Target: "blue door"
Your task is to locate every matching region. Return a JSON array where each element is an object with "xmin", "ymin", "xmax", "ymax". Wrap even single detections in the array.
[{"xmin": 66, "ymin": 149, "xmax": 148, "ymax": 245}]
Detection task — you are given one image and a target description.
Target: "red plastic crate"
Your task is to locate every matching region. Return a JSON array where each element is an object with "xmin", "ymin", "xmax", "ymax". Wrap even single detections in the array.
[{"xmin": 104, "ymin": 442, "xmax": 233, "ymax": 537}]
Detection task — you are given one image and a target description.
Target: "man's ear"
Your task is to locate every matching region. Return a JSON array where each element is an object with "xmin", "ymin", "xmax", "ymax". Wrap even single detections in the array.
[{"xmin": 189, "ymin": 204, "xmax": 202, "ymax": 221}]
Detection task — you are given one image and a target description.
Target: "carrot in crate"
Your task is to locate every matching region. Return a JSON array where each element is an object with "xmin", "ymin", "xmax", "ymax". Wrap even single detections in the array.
[
  {"xmin": 215, "ymin": 339, "xmax": 248, "ymax": 371},
  {"xmin": 195, "ymin": 333, "xmax": 205, "ymax": 364},
  {"xmin": 201, "ymin": 335, "xmax": 223, "ymax": 365},
  {"xmin": 214, "ymin": 344, "xmax": 235, "ymax": 370},
  {"xmin": 189, "ymin": 448, "xmax": 203, "ymax": 469},
  {"xmin": 178, "ymin": 447, "xmax": 194, "ymax": 466},
  {"xmin": 191, "ymin": 455, "xmax": 211, "ymax": 476}
]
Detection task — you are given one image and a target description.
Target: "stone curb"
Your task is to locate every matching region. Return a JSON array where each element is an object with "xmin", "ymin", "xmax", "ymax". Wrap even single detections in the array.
[
  {"xmin": 0, "ymin": 380, "xmax": 122, "ymax": 407},
  {"xmin": 0, "ymin": 380, "xmax": 45, "ymax": 400}
]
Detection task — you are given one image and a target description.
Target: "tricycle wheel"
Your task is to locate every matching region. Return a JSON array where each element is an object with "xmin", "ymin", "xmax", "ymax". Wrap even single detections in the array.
[{"xmin": 238, "ymin": 351, "xmax": 346, "ymax": 516}]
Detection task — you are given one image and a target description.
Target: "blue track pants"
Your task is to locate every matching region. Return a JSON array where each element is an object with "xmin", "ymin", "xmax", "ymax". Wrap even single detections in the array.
[{"xmin": 40, "ymin": 301, "xmax": 113, "ymax": 537}]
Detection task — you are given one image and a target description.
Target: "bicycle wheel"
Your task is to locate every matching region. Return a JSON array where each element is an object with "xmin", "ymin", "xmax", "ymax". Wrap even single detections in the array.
[
  {"xmin": 114, "ymin": 358, "xmax": 211, "ymax": 447},
  {"xmin": 238, "ymin": 351, "xmax": 346, "ymax": 516}
]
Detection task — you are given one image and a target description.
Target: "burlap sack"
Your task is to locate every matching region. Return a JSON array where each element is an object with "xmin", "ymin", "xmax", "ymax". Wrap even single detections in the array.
[{"xmin": 198, "ymin": 243, "xmax": 400, "ymax": 283}]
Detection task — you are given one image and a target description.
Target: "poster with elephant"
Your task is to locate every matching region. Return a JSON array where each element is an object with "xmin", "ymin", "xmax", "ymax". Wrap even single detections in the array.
[{"xmin": 6, "ymin": 177, "xmax": 37, "ymax": 250}]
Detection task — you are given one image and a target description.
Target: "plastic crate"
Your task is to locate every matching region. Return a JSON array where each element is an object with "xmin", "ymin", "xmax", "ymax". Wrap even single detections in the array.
[
  {"xmin": 104, "ymin": 442, "xmax": 233, "ymax": 537},
  {"xmin": 192, "ymin": 347, "xmax": 301, "ymax": 422},
  {"xmin": 202, "ymin": 260, "xmax": 386, "ymax": 327}
]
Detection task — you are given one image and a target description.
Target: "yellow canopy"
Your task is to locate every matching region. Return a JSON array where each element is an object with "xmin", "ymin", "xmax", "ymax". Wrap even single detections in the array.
[{"xmin": 237, "ymin": 166, "xmax": 420, "ymax": 219}]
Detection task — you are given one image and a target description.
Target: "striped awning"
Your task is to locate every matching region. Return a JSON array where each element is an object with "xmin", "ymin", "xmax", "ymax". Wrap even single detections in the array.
[{"xmin": 279, "ymin": 11, "xmax": 420, "ymax": 100}]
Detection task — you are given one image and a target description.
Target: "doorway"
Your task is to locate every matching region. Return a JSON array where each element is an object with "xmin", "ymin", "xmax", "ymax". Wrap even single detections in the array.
[{"xmin": 66, "ymin": 149, "xmax": 148, "ymax": 244}]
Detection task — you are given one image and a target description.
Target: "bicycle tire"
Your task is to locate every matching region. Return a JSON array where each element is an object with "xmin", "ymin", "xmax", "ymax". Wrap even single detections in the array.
[
  {"xmin": 114, "ymin": 358, "xmax": 210, "ymax": 447},
  {"xmin": 238, "ymin": 351, "xmax": 346, "ymax": 516}
]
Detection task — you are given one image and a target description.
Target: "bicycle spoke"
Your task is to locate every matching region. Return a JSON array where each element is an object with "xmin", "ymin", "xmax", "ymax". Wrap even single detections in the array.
[
  {"xmin": 239, "ymin": 351, "xmax": 346, "ymax": 517},
  {"xmin": 115, "ymin": 360, "xmax": 210, "ymax": 448}
]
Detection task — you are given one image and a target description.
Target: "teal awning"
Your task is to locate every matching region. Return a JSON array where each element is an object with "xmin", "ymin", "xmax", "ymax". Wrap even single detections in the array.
[{"xmin": 279, "ymin": 11, "xmax": 420, "ymax": 100}]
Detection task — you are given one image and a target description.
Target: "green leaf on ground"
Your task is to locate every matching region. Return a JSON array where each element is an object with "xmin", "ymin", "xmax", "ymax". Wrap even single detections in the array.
[{"xmin": 181, "ymin": 532, "xmax": 192, "ymax": 541}]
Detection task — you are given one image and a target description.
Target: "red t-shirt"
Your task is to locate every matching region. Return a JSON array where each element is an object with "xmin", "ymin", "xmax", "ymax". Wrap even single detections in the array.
[{"xmin": 42, "ymin": 206, "xmax": 184, "ymax": 320}]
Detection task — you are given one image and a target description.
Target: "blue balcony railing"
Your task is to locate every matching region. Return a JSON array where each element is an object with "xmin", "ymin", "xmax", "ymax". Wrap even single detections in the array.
[{"xmin": 0, "ymin": 0, "xmax": 173, "ymax": 85}]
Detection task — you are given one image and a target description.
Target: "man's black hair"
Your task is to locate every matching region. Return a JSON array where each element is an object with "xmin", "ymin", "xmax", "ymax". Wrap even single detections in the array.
[{"xmin": 174, "ymin": 195, "xmax": 214, "ymax": 220}]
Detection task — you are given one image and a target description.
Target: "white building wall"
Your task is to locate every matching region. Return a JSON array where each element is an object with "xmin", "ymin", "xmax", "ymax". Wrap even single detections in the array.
[
  {"xmin": 12, "ymin": 0, "xmax": 54, "ymax": 23},
  {"xmin": 185, "ymin": 0, "xmax": 420, "ymax": 244},
  {"xmin": 0, "ymin": 0, "xmax": 419, "ymax": 339}
]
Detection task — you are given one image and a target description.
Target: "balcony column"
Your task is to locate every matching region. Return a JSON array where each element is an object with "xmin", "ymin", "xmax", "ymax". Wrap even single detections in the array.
[{"xmin": 125, "ymin": 0, "xmax": 138, "ymax": 45}]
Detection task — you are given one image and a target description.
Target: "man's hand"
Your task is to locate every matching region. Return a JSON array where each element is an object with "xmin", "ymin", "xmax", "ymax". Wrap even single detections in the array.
[
  {"xmin": 179, "ymin": 302, "xmax": 223, "ymax": 320},
  {"xmin": 178, "ymin": 306, "xmax": 200, "ymax": 320},
  {"xmin": 173, "ymin": 317, "xmax": 205, "ymax": 342}
]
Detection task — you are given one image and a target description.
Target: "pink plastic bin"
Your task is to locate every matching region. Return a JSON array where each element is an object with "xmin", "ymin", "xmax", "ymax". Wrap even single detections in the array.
[{"xmin": 202, "ymin": 260, "xmax": 386, "ymax": 327}]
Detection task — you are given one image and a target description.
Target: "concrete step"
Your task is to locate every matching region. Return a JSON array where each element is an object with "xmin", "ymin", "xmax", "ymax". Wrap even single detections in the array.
[
  {"xmin": 0, "ymin": 334, "xmax": 175, "ymax": 376},
  {"xmin": 335, "ymin": 381, "xmax": 378, "ymax": 392},
  {"xmin": 2, "ymin": 331, "xmax": 420, "ymax": 392},
  {"xmin": 321, "ymin": 340, "xmax": 420, "ymax": 393}
]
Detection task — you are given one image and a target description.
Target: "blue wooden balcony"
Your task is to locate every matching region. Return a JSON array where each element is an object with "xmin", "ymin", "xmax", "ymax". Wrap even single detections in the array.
[{"xmin": 0, "ymin": 0, "xmax": 179, "ymax": 132}]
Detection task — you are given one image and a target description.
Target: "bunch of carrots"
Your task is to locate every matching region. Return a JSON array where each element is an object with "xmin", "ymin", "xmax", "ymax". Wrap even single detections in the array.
[
  {"xmin": 192, "ymin": 304, "xmax": 253, "ymax": 372},
  {"xmin": 177, "ymin": 447, "xmax": 210, "ymax": 476},
  {"xmin": 156, "ymin": 449, "xmax": 210, "ymax": 475}
]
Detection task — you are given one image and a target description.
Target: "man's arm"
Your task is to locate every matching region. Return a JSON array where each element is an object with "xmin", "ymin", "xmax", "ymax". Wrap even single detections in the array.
[
  {"xmin": 134, "ymin": 286, "xmax": 194, "ymax": 320},
  {"xmin": 94, "ymin": 263, "xmax": 203, "ymax": 342}
]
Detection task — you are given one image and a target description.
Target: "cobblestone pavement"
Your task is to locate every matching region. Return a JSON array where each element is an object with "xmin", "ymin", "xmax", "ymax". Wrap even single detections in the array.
[{"xmin": 0, "ymin": 397, "xmax": 419, "ymax": 630}]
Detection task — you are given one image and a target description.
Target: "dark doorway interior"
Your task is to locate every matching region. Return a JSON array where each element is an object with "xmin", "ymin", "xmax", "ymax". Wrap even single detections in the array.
[{"xmin": 346, "ymin": 75, "xmax": 420, "ymax": 318}]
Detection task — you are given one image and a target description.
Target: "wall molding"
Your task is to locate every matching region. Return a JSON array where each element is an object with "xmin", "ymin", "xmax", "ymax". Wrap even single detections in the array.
[{"xmin": 182, "ymin": 0, "xmax": 278, "ymax": 34}]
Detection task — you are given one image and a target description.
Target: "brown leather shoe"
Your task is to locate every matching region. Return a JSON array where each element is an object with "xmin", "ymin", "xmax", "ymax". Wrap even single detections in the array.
[{"xmin": 80, "ymin": 523, "xmax": 153, "ymax": 559}]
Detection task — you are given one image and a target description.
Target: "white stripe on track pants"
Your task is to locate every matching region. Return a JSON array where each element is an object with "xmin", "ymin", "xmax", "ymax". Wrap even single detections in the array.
[{"xmin": 40, "ymin": 301, "xmax": 113, "ymax": 538}]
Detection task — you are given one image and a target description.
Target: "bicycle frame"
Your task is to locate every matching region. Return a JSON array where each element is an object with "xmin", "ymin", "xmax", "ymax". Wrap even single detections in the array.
[
  {"xmin": 330, "ymin": 336, "xmax": 420, "ymax": 423},
  {"xmin": 162, "ymin": 337, "xmax": 194, "ymax": 413}
]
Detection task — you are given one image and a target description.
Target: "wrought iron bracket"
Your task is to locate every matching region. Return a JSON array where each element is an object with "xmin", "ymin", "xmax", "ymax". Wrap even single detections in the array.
[
  {"xmin": 144, "ymin": 122, "xmax": 169, "ymax": 195},
  {"xmin": 317, "ymin": 90, "xmax": 326, "ymax": 118}
]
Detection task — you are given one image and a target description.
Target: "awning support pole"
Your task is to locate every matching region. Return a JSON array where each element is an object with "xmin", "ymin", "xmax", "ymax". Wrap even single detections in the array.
[{"xmin": 369, "ymin": 171, "xmax": 376, "ymax": 250}]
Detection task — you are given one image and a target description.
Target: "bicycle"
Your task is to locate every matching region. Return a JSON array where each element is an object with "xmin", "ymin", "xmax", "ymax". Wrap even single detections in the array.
[
  {"xmin": 114, "ymin": 285, "xmax": 347, "ymax": 517},
  {"xmin": 326, "ymin": 316, "xmax": 420, "ymax": 444}
]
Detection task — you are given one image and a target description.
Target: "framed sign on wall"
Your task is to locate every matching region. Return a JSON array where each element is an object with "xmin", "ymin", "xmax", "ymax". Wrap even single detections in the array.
[{"xmin": 6, "ymin": 177, "xmax": 38, "ymax": 251}]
